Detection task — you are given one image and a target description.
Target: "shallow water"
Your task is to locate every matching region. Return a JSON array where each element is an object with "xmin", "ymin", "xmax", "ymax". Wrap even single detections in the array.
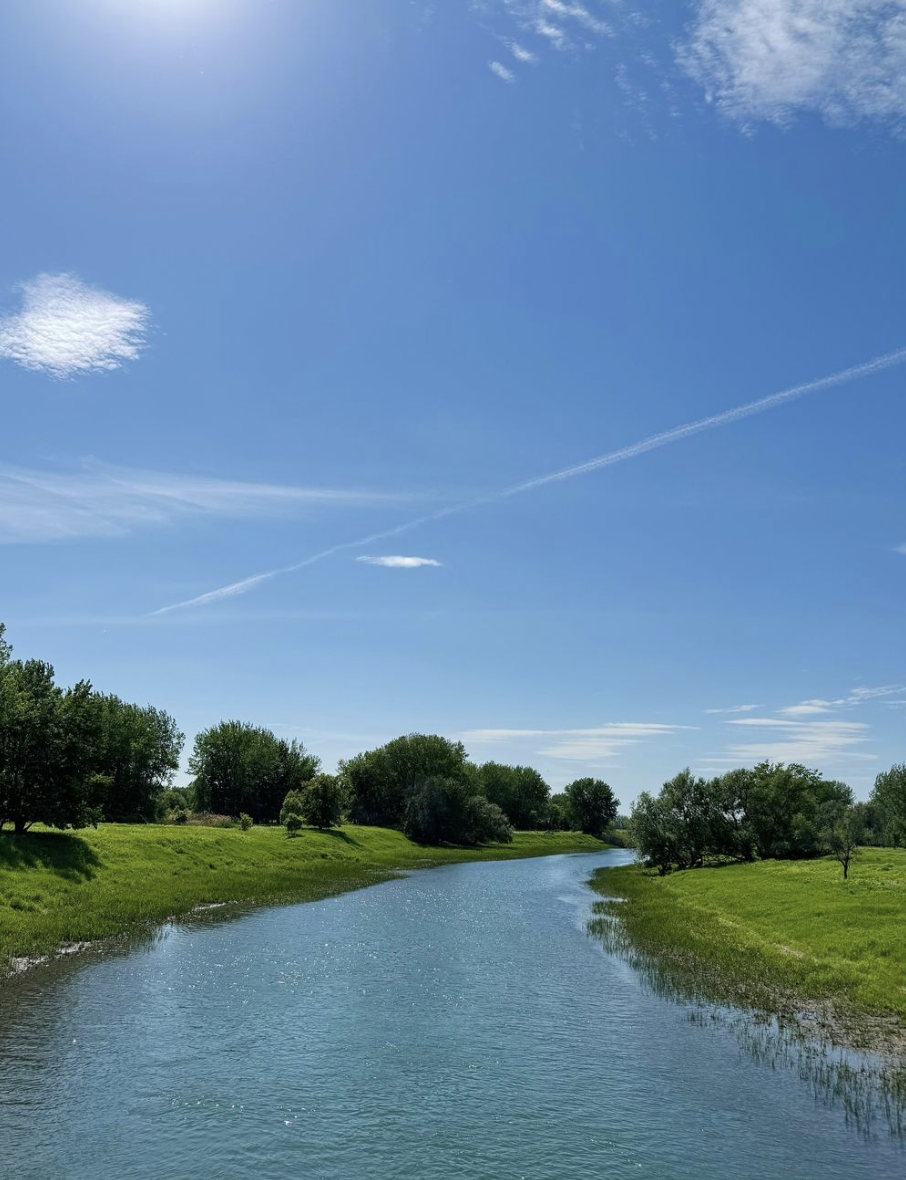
[{"xmin": 0, "ymin": 849, "xmax": 901, "ymax": 1178}]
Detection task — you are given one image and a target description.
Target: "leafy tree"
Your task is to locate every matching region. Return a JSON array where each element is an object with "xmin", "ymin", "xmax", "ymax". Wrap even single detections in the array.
[
  {"xmin": 280, "ymin": 789, "xmax": 306, "ymax": 826},
  {"xmin": 299, "ymin": 774, "xmax": 344, "ymax": 830},
  {"xmin": 190, "ymin": 723, "xmax": 318, "ymax": 822},
  {"xmin": 562, "ymin": 778, "xmax": 619, "ymax": 838},
  {"xmin": 158, "ymin": 787, "xmax": 191, "ymax": 817},
  {"xmin": 870, "ymin": 764, "xmax": 906, "ymax": 846},
  {"xmin": 93, "ymin": 695, "xmax": 184, "ymax": 822},
  {"xmin": 0, "ymin": 654, "xmax": 100, "ymax": 834},
  {"xmin": 478, "ymin": 762, "xmax": 550, "ymax": 829},
  {"xmin": 821, "ymin": 803, "xmax": 865, "ymax": 880},
  {"xmin": 239, "ymin": 812, "xmax": 253, "ymax": 831},
  {"xmin": 341, "ymin": 734, "xmax": 471, "ymax": 828},
  {"xmin": 403, "ymin": 776, "xmax": 512, "ymax": 845},
  {"xmin": 285, "ymin": 812, "xmax": 303, "ymax": 837},
  {"xmin": 543, "ymin": 793, "xmax": 570, "ymax": 830}
]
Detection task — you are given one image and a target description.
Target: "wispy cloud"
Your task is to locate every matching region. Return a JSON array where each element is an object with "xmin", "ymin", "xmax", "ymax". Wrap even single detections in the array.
[
  {"xmin": 152, "ymin": 343, "xmax": 906, "ymax": 613},
  {"xmin": 463, "ymin": 722, "xmax": 692, "ymax": 764},
  {"xmin": 0, "ymin": 462, "xmax": 408, "ymax": 543},
  {"xmin": 356, "ymin": 555, "xmax": 441, "ymax": 568},
  {"xmin": 777, "ymin": 685, "xmax": 904, "ymax": 716},
  {"xmin": 489, "ymin": 60, "xmax": 516, "ymax": 82},
  {"xmin": 509, "ymin": 41, "xmax": 537, "ymax": 62},
  {"xmin": 894, "ymin": 543, "xmax": 906, "ymax": 555},
  {"xmin": 704, "ymin": 703, "xmax": 761, "ymax": 714},
  {"xmin": 719, "ymin": 716, "xmax": 875, "ymax": 764},
  {"xmin": 0, "ymin": 274, "xmax": 150, "ymax": 379},
  {"xmin": 680, "ymin": 0, "xmax": 906, "ymax": 126}
]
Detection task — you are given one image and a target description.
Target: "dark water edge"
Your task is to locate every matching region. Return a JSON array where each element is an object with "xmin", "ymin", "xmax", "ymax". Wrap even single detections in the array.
[{"xmin": 588, "ymin": 888, "xmax": 906, "ymax": 1140}]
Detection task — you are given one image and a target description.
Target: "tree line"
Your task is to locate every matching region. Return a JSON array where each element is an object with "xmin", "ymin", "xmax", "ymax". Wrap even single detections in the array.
[
  {"xmin": 630, "ymin": 761, "xmax": 906, "ymax": 878},
  {"xmin": 4, "ymin": 624, "xmax": 905, "ymax": 858},
  {"xmin": 0, "ymin": 625, "xmax": 618, "ymax": 844}
]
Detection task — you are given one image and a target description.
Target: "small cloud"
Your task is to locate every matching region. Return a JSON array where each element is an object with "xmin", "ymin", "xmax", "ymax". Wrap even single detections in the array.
[
  {"xmin": 356, "ymin": 555, "xmax": 441, "ymax": 568},
  {"xmin": 778, "ymin": 699, "xmax": 840, "ymax": 717},
  {"xmin": 489, "ymin": 60, "xmax": 516, "ymax": 82},
  {"xmin": 0, "ymin": 273, "xmax": 150, "ymax": 379},
  {"xmin": 705, "ymin": 703, "xmax": 761, "ymax": 714},
  {"xmin": 509, "ymin": 41, "xmax": 537, "ymax": 63},
  {"xmin": 894, "ymin": 543, "xmax": 906, "ymax": 555}
]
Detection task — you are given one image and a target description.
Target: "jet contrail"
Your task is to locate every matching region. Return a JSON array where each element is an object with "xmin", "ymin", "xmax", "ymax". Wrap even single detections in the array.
[{"xmin": 152, "ymin": 345, "xmax": 906, "ymax": 615}]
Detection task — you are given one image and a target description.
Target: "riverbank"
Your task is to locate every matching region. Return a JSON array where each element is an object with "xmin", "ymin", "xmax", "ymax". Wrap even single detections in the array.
[
  {"xmin": 0, "ymin": 823, "xmax": 605, "ymax": 971},
  {"xmin": 590, "ymin": 850, "xmax": 906, "ymax": 1052}
]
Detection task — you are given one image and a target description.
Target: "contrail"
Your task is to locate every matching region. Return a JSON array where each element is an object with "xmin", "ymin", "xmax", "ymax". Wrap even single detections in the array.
[{"xmin": 152, "ymin": 345, "xmax": 906, "ymax": 615}]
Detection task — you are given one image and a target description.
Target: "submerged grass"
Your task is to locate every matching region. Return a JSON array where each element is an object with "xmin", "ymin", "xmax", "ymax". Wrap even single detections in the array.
[
  {"xmin": 590, "ymin": 851, "xmax": 906, "ymax": 1135},
  {"xmin": 590, "ymin": 850, "xmax": 906, "ymax": 1038},
  {"xmin": 0, "ymin": 824, "xmax": 604, "ymax": 969}
]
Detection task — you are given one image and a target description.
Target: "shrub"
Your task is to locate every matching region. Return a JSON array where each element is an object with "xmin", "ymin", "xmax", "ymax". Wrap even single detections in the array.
[
  {"xmin": 238, "ymin": 812, "xmax": 253, "ymax": 831},
  {"xmin": 172, "ymin": 808, "xmax": 188, "ymax": 825},
  {"xmin": 285, "ymin": 813, "xmax": 303, "ymax": 837}
]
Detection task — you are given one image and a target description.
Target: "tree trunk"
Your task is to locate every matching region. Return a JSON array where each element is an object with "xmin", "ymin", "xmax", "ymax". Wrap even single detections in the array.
[
  {"xmin": 13, "ymin": 818, "xmax": 28, "ymax": 835},
  {"xmin": 842, "ymin": 857, "xmax": 849, "ymax": 880}
]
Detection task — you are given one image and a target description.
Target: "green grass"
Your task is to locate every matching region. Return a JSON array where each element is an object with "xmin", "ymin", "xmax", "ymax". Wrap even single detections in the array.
[
  {"xmin": 591, "ymin": 850, "xmax": 906, "ymax": 1037},
  {"xmin": 0, "ymin": 824, "xmax": 605, "ymax": 968}
]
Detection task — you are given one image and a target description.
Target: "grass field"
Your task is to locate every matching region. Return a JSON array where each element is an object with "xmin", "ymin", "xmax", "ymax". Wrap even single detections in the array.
[
  {"xmin": 591, "ymin": 849, "xmax": 906, "ymax": 1039},
  {"xmin": 0, "ymin": 823, "xmax": 605, "ymax": 970}
]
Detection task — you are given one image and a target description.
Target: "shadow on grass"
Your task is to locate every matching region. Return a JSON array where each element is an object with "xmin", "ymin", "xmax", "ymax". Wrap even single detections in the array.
[
  {"xmin": 321, "ymin": 829, "xmax": 364, "ymax": 848},
  {"xmin": 0, "ymin": 831, "xmax": 100, "ymax": 881}
]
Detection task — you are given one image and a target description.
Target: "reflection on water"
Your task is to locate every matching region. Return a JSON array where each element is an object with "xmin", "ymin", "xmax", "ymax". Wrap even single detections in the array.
[
  {"xmin": 1, "ymin": 850, "xmax": 904, "ymax": 1179},
  {"xmin": 588, "ymin": 893, "xmax": 906, "ymax": 1139}
]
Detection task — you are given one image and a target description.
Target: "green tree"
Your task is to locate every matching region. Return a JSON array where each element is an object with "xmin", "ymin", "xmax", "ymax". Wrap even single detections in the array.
[
  {"xmin": 821, "ymin": 803, "xmax": 865, "ymax": 880},
  {"xmin": 403, "ymin": 775, "xmax": 512, "ymax": 845},
  {"xmin": 93, "ymin": 695, "xmax": 184, "ymax": 822},
  {"xmin": 563, "ymin": 778, "xmax": 619, "ymax": 838},
  {"xmin": 478, "ymin": 762, "xmax": 550, "ymax": 829},
  {"xmin": 0, "ymin": 653, "xmax": 100, "ymax": 834},
  {"xmin": 300, "ymin": 774, "xmax": 344, "ymax": 830},
  {"xmin": 190, "ymin": 723, "xmax": 318, "ymax": 822},
  {"xmin": 870, "ymin": 764, "xmax": 906, "ymax": 846},
  {"xmin": 341, "ymin": 734, "xmax": 471, "ymax": 828},
  {"xmin": 285, "ymin": 812, "xmax": 303, "ymax": 837}
]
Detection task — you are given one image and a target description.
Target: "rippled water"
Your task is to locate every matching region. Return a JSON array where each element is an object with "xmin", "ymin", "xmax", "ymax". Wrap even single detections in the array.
[{"xmin": 0, "ymin": 850, "xmax": 901, "ymax": 1178}]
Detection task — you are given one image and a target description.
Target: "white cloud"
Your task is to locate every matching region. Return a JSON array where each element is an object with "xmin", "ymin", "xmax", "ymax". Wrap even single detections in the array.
[
  {"xmin": 895, "ymin": 543, "xmax": 906, "ymax": 555},
  {"xmin": 704, "ymin": 703, "xmax": 761, "ymax": 714},
  {"xmin": 356, "ymin": 555, "xmax": 441, "ymax": 568},
  {"xmin": 720, "ymin": 716, "xmax": 875, "ymax": 763},
  {"xmin": 509, "ymin": 41, "xmax": 537, "ymax": 62},
  {"xmin": 0, "ymin": 462, "xmax": 406, "ymax": 543},
  {"xmin": 462, "ymin": 722, "xmax": 691, "ymax": 763},
  {"xmin": 0, "ymin": 274, "xmax": 150, "ymax": 379},
  {"xmin": 489, "ymin": 60, "xmax": 516, "ymax": 82},
  {"xmin": 680, "ymin": 0, "xmax": 906, "ymax": 125}
]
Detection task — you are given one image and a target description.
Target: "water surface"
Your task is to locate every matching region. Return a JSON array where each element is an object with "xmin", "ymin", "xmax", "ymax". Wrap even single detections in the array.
[{"xmin": 0, "ymin": 850, "xmax": 900, "ymax": 1178}]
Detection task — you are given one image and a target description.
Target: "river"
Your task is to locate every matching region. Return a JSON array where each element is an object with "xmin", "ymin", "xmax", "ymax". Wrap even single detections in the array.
[{"xmin": 0, "ymin": 849, "xmax": 901, "ymax": 1178}]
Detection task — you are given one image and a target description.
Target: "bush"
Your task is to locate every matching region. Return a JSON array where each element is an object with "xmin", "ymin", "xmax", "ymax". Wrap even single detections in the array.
[
  {"xmin": 285, "ymin": 813, "xmax": 303, "ymax": 837},
  {"xmin": 171, "ymin": 808, "xmax": 188, "ymax": 825},
  {"xmin": 238, "ymin": 812, "xmax": 253, "ymax": 831}
]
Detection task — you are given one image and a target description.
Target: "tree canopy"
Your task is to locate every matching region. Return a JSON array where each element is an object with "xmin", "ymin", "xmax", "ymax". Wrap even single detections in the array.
[
  {"xmin": 341, "ymin": 733, "xmax": 472, "ymax": 828},
  {"xmin": 190, "ymin": 722, "xmax": 318, "ymax": 822},
  {"xmin": 478, "ymin": 762, "xmax": 550, "ymax": 829}
]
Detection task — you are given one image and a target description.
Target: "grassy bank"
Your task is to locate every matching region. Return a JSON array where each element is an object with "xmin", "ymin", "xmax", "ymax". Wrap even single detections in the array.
[
  {"xmin": 591, "ymin": 850, "xmax": 906, "ymax": 1043},
  {"xmin": 0, "ymin": 824, "xmax": 605, "ymax": 969}
]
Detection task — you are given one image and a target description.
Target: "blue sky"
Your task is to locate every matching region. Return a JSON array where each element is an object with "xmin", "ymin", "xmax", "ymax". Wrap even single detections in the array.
[{"xmin": 1, "ymin": 0, "xmax": 904, "ymax": 803}]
